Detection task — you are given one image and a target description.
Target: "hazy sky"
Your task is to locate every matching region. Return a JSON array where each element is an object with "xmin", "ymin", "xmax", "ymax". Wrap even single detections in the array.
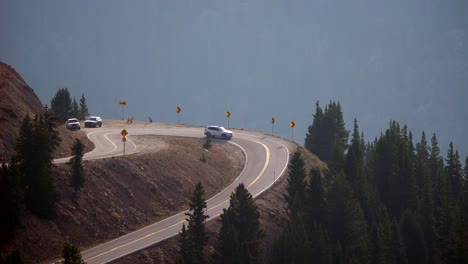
[{"xmin": 1, "ymin": 0, "xmax": 467, "ymax": 157}]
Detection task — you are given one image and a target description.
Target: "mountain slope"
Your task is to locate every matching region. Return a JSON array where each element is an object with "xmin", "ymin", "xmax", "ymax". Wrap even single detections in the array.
[{"xmin": 0, "ymin": 61, "xmax": 44, "ymax": 160}]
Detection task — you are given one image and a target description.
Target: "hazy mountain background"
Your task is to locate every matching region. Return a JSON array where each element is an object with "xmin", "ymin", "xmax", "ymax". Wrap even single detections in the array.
[{"xmin": 1, "ymin": 0, "xmax": 467, "ymax": 157}]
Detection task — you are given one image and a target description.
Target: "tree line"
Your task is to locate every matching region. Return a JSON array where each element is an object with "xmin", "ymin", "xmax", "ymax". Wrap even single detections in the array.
[
  {"xmin": 1, "ymin": 109, "xmax": 86, "ymax": 264},
  {"xmin": 274, "ymin": 101, "xmax": 468, "ymax": 263},
  {"xmin": 50, "ymin": 87, "xmax": 89, "ymax": 121}
]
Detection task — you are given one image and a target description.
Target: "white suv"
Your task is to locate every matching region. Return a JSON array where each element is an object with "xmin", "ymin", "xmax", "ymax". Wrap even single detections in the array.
[
  {"xmin": 204, "ymin": 126, "xmax": 233, "ymax": 139},
  {"xmin": 84, "ymin": 116, "xmax": 102, "ymax": 128},
  {"xmin": 65, "ymin": 118, "xmax": 81, "ymax": 131}
]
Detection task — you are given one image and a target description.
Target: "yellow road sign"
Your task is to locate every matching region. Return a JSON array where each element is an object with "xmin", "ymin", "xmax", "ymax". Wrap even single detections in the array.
[
  {"xmin": 290, "ymin": 121, "xmax": 296, "ymax": 128},
  {"xmin": 272, "ymin": 117, "xmax": 276, "ymax": 124},
  {"xmin": 122, "ymin": 137, "xmax": 127, "ymax": 142},
  {"xmin": 119, "ymin": 101, "xmax": 127, "ymax": 106},
  {"xmin": 226, "ymin": 111, "xmax": 231, "ymax": 118},
  {"xmin": 176, "ymin": 106, "xmax": 182, "ymax": 113},
  {"xmin": 121, "ymin": 129, "xmax": 128, "ymax": 137}
]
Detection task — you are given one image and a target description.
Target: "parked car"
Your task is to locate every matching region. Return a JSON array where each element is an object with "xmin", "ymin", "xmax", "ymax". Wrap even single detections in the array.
[
  {"xmin": 66, "ymin": 118, "xmax": 81, "ymax": 130},
  {"xmin": 84, "ymin": 116, "xmax": 102, "ymax": 128},
  {"xmin": 204, "ymin": 126, "xmax": 233, "ymax": 139}
]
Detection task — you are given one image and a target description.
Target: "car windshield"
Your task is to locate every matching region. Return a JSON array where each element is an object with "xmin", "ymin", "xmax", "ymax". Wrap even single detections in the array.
[
  {"xmin": 90, "ymin": 117, "xmax": 97, "ymax": 121},
  {"xmin": 219, "ymin": 127, "xmax": 227, "ymax": 131},
  {"xmin": 69, "ymin": 119, "xmax": 78, "ymax": 123}
]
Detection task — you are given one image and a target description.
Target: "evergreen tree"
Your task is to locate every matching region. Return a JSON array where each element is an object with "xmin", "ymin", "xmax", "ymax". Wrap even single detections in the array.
[
  {"xmin": 309, "ymin": 222, "xmax": 333, "ymax": 264},
  {"xmin": 14, "ymin": 111, "xmax": 60, "ymax": 219},
  {"xmin": 71, "ymin": 98, "xmax": 79, "ymax": 119},
  {"xmin": 285, "ymin": 150, "xmax": 307, "ymax": 216},
  {"xmin": 304, "ymin": 101, "xmax": 348, "ymax": 162},
  {"xmin": 177, "ymin": 224, "xmax": 192, "ymax": 264},
  {"xmin": 0, "ymin": 162, "xmax": 22, "ymax": 242},
  {"xmin": 327, "ymin": 172, "xmax": 370, "ymax": 263},
  {"xmin": 68, "ymin": 139, "xmax": 85, "ymax": 193},
  {"xmin": 370, "ymin": 206, "xmax": 397, "ymax": 264},
  {"xmin": 185, "ymin": 182, "xmax": 209, "ymax": 264},
  {"xmin": 306, "ymin": 168, "xmax": 326, "ymax": 228},
  {"xmin": 271, "ymin": 214, "xmax": 312, "ymax": 264},
  {"xmin": 78, "ymin": 93, "xmax": 89, "ymax": 120},
  {"xmin": 62, "ymin": 242, "xmax": 85, "ymax": 264},
  {"xmin": 445, "ymin": 142, "xmax": 463, "ymax": 203},
  {"xmin": 50, "ymin": 87, "xmax": 72, "ymax": 122},
  {"xmin": 400, "ymin": 210, "xmax": 428, "ymax": 264},
  {"xmin": 214, "ymin": 184, "xmax": 263, "ymax": 264},
  {"xmin": 431, "ymin": 134, "xmax": 454, "ymax": 261}
]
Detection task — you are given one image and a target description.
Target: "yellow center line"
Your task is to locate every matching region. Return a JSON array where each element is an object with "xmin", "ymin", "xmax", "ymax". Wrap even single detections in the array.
[
  {"xmin": 86, "ymin": 137, "xmax": 270, "ymax": 263},
  {"xmin": 247, "ymin": 141, "xmax": 269, "ymax": 188}
]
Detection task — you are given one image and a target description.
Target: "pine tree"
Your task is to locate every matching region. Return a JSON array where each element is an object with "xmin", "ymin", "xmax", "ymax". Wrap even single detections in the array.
[
  {"xmin": 14, "ymin": 112, "xmax": 60, "ymax": 219},
  {"xmin": 285, "ymin": 150, "xmax": 307, "ymax": 216},
  {"xmin": 0, "ymin": 162, "xmax": 23, "ymax": 242},
  {"xmin": 71, "ymin": 98, "xmax": 79, "ymax": 119},
  {"xmin": 62, "ymin": 242, "xmax": 85, "ymax": 264},
  {"xmin": 306, "ymin": 168, "xmax": 326, "ymax": 228},
  {"xmin": 184, "ymin": 182, "xmax": 209, "ymax": 264},
  {"xmin": 50, "ymin": 87, "xmax": 72, "ymax": 122},
  {"xmin": 445, "ymin": 142, "xmax": 463, "ymax": 203},
  {"xmin": 214, "ymin": 184, "xmax": 263, "ymax": 264},
  {"xmin": 400, "ymin": 210, "xmax": 428, "ymax": 264},
  {"xmin": 327, "ymin": 172, "xmax": 370, "ymax": 263},
  {"xmin": 304, "ymin": 101, "xmax": 349, "ymax": 162},
  {"xmin": 78, "ymin": 93, "xmax": 89, "ymax": 120},
  {"xmin": 177, "ymin": 224, "xmax": 192, "ymax": 264},
  {"xmin": 271, "ymin": 214, "xmax": 312, "ymax": 264},
  {"xmin": 68, "ymin": 139, "xmax": 85, "ymax": 193}
]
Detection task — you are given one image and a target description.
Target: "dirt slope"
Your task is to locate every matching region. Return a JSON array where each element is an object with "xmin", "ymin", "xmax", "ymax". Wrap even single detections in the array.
[
  {"xmin": 114, "ymin": 144, "xmax": 326, "ymax": 264},
  {"xmin": 0, "ymin": 61, "xmax": 44, "ymax": 161},
  {"xmin": 1, "ymin": 135, "xmax": 244, "ymax": 263}
]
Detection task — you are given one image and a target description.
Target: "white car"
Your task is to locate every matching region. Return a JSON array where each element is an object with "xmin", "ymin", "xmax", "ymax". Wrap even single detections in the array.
[
  {"xmin": 204, "ymin": 126, "xmax": 233, "ymax": 139},
  {"xmin": 84, "ymin": 116, "xmax": 102, "ymax": 128},
  {"xmin": 65, "ymin": 118, "xmax": 81, "ymax": 131}
]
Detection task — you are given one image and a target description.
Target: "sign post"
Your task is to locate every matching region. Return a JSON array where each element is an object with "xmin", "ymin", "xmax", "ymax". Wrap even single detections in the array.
[
  {"xmin": 121, "ymin": 129, "xmax": 128, "ymax": 156},
  {"xmin": 226, "ymin": 111, "xmax": 231, "ymax": 128},
  {"xmin": 290, "ymin": 121, "xmax": 296, "ymax": 142},
  {"xmin": 271, "ymin": 117, "xmax": 276, "ymax": 135},
  {"xmin": 119, "ymin": 101, "xmax": 127, "ymax": 120},
  {"xmin": 176, "ymin": 106, "xmax": 182, "ymax": 124}
]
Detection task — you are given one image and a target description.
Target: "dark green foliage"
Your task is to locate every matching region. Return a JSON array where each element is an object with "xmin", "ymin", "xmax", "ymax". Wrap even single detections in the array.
[
  {"xmin": 68, "ymin": 139, "xmax": 85, "ymax": 192},
  {"xmin": 50, "ymin": 87, "xmax": 72, "ymax": 122},
  {"xmin": 177, "ymin": 224, "xmax": 192, "ymax": 264},
  {"xmin": 327, "ymin": 172, "xmax": 370, "ymax": 263},
  {"xmin": 400, "ymin": 210, "xmax": 428, "ymax": 264},
  {"xmin": 0, "ymin": 250, "xmax": 27, "ymax": 264},
  {"xmin": 183, "ymin": 182, "xmax": 209, "ymax": 264},
  {"xmin": 62, "ymin": 242, "xmax": 85, "ymax": 264},
  {"xmin": 304, "ymin": 101, "xmax": 349, "ymax": 162},
  {"xmin": 0, "ymin": 162, "xmax": 22, "ymax": 242},
  {"xmin": 306, "ymin": 168, "xmax": 326, "ymax": 227},
  {"xmin": 13, "ymin": 111, "xmax": 60, "ymax": 219},
  {"xmin": 285, "ymin": 150, "xmax": 307, "ymax": 215},
  {"xmin": 273, "ymin": 105, "xmax": 463, "ymax": 263},
  {"xmin": 78, "ymin": 93, "xmax": 88, "ymax": 120},
  {"xmin": 271, "ymin": 214, "xmax": 312, "ymax": 264},
  {"xmin": 71, "ymin": 98, "xmax": 79, "ymax": 119},
  {"xmin": 214, "ymin": 184, "xmax": 263, "ymax": 264},
  {"xmin": 445, "ymin": 142, "xmax": 463, "ymax": 202}
]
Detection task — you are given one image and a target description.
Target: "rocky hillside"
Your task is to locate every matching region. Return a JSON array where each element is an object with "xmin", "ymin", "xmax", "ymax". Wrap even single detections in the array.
[{"xmin": 0, "ymin": 61, "xmax": 44, "ymax": 161}]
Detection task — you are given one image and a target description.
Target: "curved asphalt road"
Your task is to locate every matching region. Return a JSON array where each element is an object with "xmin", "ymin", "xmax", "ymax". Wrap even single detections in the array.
[{"xmin": 55, "ymin": 124, "xmax": 291, "ymax": 264}]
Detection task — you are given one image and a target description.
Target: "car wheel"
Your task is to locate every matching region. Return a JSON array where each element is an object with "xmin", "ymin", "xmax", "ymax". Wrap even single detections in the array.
[
  {"xmin": 222, "ymin": 134, "xmax": 227, "ymax": 139},
  {"xmin": 206, "ymin": 132, "xmax": 211, "ymax": 138}
]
